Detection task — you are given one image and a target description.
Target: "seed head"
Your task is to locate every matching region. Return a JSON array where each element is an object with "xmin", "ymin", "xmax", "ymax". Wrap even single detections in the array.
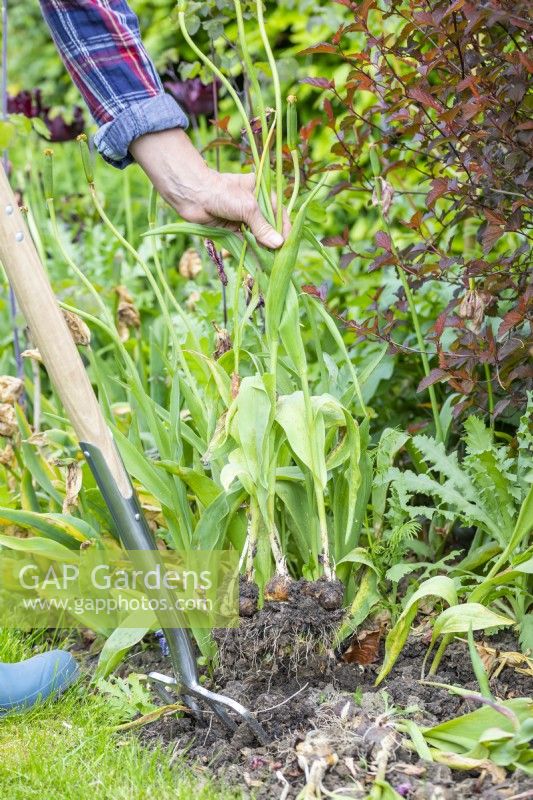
[
  {"xmin": 62, "ymin": 309, "xmax": 91, "ymax": 346},
  {"xmin": 179, "ymin": 248, "xmax": 202, "ymax": 280},
  {"xmin": 213, "ymin": 323, "xmax": 232, "ymax": 360},
  {"xmin": 205, "ymin": 240, "xmax": 228, "ymax": 286},
  {"xmin": 0, "ymin": 403, "xmax": 17, "ymax": 438},
  {"xmin": 0, "ymin": 376, "xmax": 24, "ymax": 404},
  {"xmin": 115, "ymin": 285, "xmax": 141, "ymax": 341},
  {"xmin": 0, "ymin": 443, "xmax": 14, "ymax": 466},
  {"xmin": 457, "ymin": 289, "xmax": 490, "ymax": 333}
]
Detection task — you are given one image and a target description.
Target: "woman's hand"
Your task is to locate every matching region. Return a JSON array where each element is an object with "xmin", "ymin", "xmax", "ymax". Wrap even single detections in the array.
[{"xmin": 130, "ymin": 128, "xmax": 289, "ymax": 249}]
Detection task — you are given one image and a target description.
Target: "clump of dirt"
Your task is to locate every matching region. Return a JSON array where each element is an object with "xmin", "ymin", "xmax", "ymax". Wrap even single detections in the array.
[
  {"xmin": 214, "ymin": 579, "xmax": 344, "ymax": 685},
  {"xmin": 120, "ymin": 594, "xmax": 532, "ymax": 800}
]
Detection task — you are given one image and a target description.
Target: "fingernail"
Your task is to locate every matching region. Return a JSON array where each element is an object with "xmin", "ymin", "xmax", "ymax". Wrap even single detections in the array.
[{"xmin": 267, "ymin": 232, "xmax": 284, "ymax": 248}]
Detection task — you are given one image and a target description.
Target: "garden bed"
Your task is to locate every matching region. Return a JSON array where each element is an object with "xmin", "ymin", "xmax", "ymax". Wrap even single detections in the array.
[{"xmin": 117, "ymin": 593, "xmax": 533, "ymax": 799}]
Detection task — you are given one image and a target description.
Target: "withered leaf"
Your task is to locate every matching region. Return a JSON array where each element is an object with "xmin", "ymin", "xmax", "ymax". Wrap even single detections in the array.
[
  {"xmin": 115, "ymin": 285, "xmax": 141, "ymax": 341},
  {"xmin": 21, "ymin": 349, "xmax": 43, "ymax": 363},
  {"xmin": 342, "ymin": 628, "xmax": 382, "ymax": 665},
  {"xmin": 0, "ymin": 404, "xmax": 17, "ymax": 438},
  {"xmin": 62, "ymin": 309, "xmax": 91, "ymax": 346},
  {"xmin": 179, "ymin": 248, "xmax": 202, "ymax": 280},
  {"xmin": 62, "ymin": 461, "xmax": 83, "ymax": 515},
  {"xmin": 0, "ymin": 376, "xmax": 24, "ymax": 404}
]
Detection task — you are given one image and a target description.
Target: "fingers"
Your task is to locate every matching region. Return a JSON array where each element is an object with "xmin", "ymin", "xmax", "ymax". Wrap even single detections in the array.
[
  {"xmin": 244, "ymin": 201, "xmax": 284, "ymax": 249},
  {"xmin": 239, "ymin": 172, "xmax": 257, "ymax": 193},
  {"xmin": 217, "ymin": 172, "xmax": 290, "ymax": 249}
]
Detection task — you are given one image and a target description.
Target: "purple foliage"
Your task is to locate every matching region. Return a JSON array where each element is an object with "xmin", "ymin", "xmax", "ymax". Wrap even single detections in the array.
[
  {"xmin": 7, "ymin": 89, "xmax": 84, "ymax": 142},
  {"xmin": 164, "ymin": 77, "xmax": 219, "ymax": 117}
]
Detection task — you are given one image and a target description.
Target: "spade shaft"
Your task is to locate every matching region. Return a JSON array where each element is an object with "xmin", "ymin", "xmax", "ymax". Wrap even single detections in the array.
[{"xmin": 0, "ymin": 164, "xmax": 267, "ymax": 744}]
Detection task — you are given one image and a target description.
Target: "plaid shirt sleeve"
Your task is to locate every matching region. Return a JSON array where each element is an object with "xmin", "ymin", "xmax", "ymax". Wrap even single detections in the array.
[{"xmin": 39, "ymin": 0, "xmax": 188, "ymax": 167}]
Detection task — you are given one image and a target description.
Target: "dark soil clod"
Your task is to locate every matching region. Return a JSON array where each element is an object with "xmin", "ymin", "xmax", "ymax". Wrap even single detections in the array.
[{"xmin": 127, "ymin": 625, "xmax": 532, "ymax": 800}]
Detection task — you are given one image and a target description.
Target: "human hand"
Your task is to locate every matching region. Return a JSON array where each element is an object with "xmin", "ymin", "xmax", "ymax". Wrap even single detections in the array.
[{"xmin": 130, "ymin": 128, "xmax": 290, "ymax": 249}]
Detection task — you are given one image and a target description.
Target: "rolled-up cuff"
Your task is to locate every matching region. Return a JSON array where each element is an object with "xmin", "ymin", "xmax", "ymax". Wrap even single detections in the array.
[{"xmin": 94, "ymin": 93, "xmax": 189, "ymax": 169}]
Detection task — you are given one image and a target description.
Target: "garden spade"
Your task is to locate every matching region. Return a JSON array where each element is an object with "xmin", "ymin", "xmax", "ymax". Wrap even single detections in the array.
[{"xmin": 0, "ymin": 164, "xmax": 268, "ymax": 744}]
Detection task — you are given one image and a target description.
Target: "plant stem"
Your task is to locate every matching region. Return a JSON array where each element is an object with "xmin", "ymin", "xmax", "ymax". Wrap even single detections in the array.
[
  {"xmin": 122, "ymin": 169, "xmax": 134, "ymax": 245},
  {"xmin": 87, "ymin": 184, "xmax": 205, "ymax": 416},
  {"xmin": 245, "ymin": 496, "xmax": 260, "ymax": 580},
  {"xmin": 288, "ymin": 149, "xmax": 300, "ymax": 217},
  {"xmin": 370, "ymin": 147, "xmax": 442, "ymax": 440},
  {"xmin": 46, "ymin": 199, "xmax": 111, "ymax": 323},
  {"xmin": 233, "ymin": 0, "xmax": 271, "ymax": 190},
  {"xmin": 301, "ymin": 371, "xmax": 332, "ymax": 578},
  {"xmin": 256, "ymin": 0, "xmax": 283, "ymax": 233},
  {"xmin": 484, "ymin": 361, "xmax": 494, "ymax": 430},
  {"xmin": 303, "ymin": 295, "xmax": 328, "ymax": 389},
  {"xmin": 397, "ymin": 269, "xmax": 443, "ymax": 442},
  {"xmin": 147, "ymin": 189, "xmax": 204, "ymax": 358},
  {"xmin": 428, "ymin": 633, "xmax": 452, "ymax": 675},
  {"xmin": 31, "ymin": 356, "xmax": 41, "ymax": 432},
  {"xmin": 232, "ymin": 241, "xmax": 248, "ymax": 376}
]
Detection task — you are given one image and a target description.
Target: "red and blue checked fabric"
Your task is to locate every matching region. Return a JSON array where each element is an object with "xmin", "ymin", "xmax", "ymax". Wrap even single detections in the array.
[{"xmin": 39, "ymin": 0, "xmax": 188, "ymax": 167}]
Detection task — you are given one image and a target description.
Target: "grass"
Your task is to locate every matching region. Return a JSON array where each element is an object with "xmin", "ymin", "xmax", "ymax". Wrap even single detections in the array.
[{"xmin": 0, "ymin": 632, "xmax": 241, "ymax": 800}]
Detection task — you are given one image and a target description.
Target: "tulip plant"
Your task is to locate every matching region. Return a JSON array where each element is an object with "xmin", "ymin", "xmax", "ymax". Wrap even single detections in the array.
[{"xmin": 0, "ymin": 0, "xmax": 530, "ymax": 680}]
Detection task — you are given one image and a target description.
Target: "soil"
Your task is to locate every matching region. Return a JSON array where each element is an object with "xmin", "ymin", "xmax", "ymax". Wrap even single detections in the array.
[{"xmin": 116, "ymin": 584, "xmax": 532, "ymax": 800}]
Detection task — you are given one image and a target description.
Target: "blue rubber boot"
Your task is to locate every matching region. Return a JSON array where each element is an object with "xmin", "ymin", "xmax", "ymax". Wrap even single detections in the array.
[{"xmin": 0, "ymin": 650, "xmax": 79, "ymax": 715}]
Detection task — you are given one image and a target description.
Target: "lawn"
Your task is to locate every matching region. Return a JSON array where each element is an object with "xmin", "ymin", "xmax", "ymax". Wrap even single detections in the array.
[{"xmin": 0, "ymin": 631, "xmax": 241, "ymax": 800}]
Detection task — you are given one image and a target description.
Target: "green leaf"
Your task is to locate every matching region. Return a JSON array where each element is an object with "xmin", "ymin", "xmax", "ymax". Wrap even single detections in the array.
[
  {"xmin": 0, "ymin": 533, "xmax": 77, "ymax": 561},
  {"xmin": 467, "ymin": 625, "xmax": 493, "ymax": 699},
  {"xmin": 519, "ymin": 614, "xmax": 533, "ymax": 655},
  {"xmin": 193, "ymin": 486, "xmax": 246, "ymax": 551},
  {"xmin": 112, "ymin": 429, "xmax": 175, "ymax": 510},
  {"xmin": 275, "ymin": 480, "xmax": 314, "ymax": 565},
  {"xmin": 95, "ymin": 620, "xmax": 153, "ymax": 679},
  {"xmin": 337, "ymin": 547, "xmax": 379, "ymax": 574},
  {"xmin": 0, "ymin": 508, "xmax": 97, "ymax": 545},
  {"xmin": 385, "ymin": 562, "xmax": 421, "ymax": 583},
  {"xmin": 20, "ymin": 469, "xmax": 41, "ymax": 513},
  {"xmin": 372, "ymin": 780, "xmax": 404, "ymax": 800},
  {"xmin": 265, "ymin": 176, "xmax": 326, "ymax": 342},
  {"xmin": 276, "ymin": 392, "xmax": 326, "ymax": 487},
  {"xmin": 372, "ymin": 427, "xmax": 410, "ymax": 533},
  {"xmin": 279, "ymin": 283, "xmax": 307, "ymax": 375},
  {"xmin": 463, "ymin": 416, "xmax": 493, "ymax": 454},
  {"xmin": 401, "ymin": 719, "xmax": 433, "ymax": 762},
  {"xmin": 432, "ymin": 604, "xmax": 513, "ymax": 641},
  {"xmin": 156, "ymin": 463, "xmax": 221, "ymax": 507},
  {"xmin": 225, "ymin": 375, "xmax": 274, "ymax": 491},
  {"xmin": 375, "ymin": 576, "xmax": 458, "ymax": 685},
  {"xmin": 422, "ymin": 698, "xmax": 532, "ymax": 754},
  {"xmin": 336, "ymin": 568, "xmax": 380, "ymax": 644},
  {"xmin": 15, "ymin": 405, "xmax": 62, "ymax": 505}
]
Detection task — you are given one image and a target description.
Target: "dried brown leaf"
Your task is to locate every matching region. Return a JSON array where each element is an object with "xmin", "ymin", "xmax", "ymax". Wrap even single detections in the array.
[
  {"xmin": 62, "ymin": 461, "xmax": 83, "ymax": 515},
  {"xmin": 0, "ymin": 376, "xmax": 24, "ymax": 404},
  {"xmin": 21, "ymin": 349, "xmax": 43, "ymax": 363},
  {"xmin": 62, "ymin": 309, "xmax": 91, "ymax": 346},
  {"xmin": 0, "ymin": 403, "xmax": 17, "ymax": 438},
  {"xmin": 342, "ymin": 628, "xmax": 382, "ymax": 665},
  {"xmin": 115, "ymin": 285, "xmax": 141, "ymax": 341},
  {"xmin": 179, "ymin": 248, "xmax": 202, "ymax": 280}
]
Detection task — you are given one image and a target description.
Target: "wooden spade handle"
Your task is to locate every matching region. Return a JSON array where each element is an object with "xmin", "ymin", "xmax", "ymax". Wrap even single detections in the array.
[{"xmin": 0, "ymin": 164, "xmax": 131, "ymax": 497}]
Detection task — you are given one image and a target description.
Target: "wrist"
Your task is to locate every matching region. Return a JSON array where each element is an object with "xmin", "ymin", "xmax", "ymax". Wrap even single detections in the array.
[{"xmin": 130, "ymin": 128, "xmax": 211, "ymax": 207}]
